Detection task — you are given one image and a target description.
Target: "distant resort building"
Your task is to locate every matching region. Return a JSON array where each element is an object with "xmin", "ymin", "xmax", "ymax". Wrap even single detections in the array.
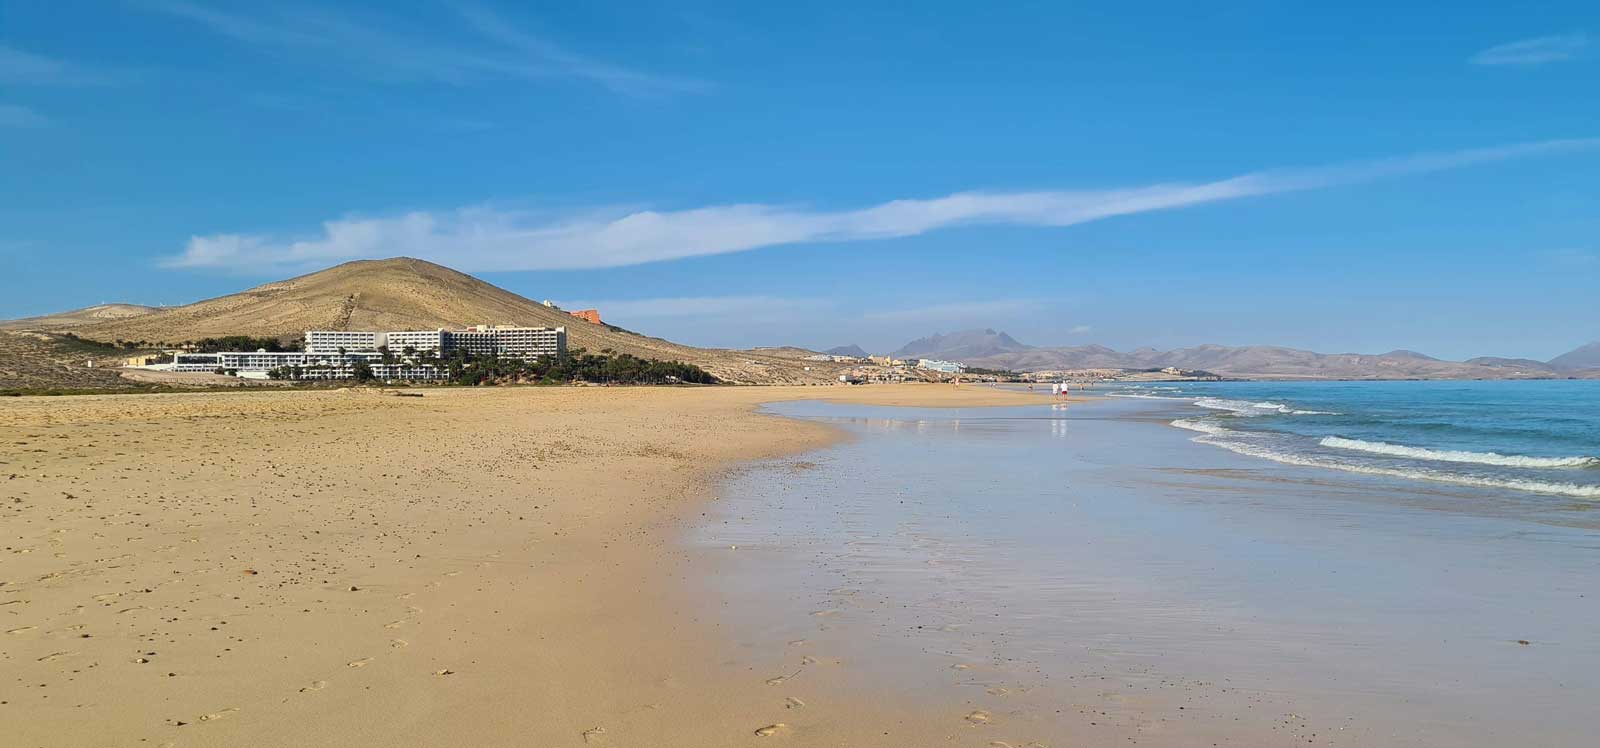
[
  {"xmin": 916, "ymin": 358, "xmax": 967, "ymax": 374},
  {"xmin": 163, "ymin": 325, "xmax": 566, "ymax": 380},
  {"xmin": 567, "ymin": 309, "xmax": 604, "ymax": 325}
]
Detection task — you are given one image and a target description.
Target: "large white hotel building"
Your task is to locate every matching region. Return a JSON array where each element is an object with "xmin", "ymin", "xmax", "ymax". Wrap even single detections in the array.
[{"xmin": 169, "ymin": 325, "xmax": 567, "ymax": 379}]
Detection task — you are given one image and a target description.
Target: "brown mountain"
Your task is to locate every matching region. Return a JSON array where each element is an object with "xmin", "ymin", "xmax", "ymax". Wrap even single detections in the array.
[
  {"xmin": 895, "ymin": 330, "xmax": 1600, "ymax": 380},
  {"xmin": 0, "ymin": 303, "xmax": 159, "ymax": 330},
  {"xmin": 6, "ymin": 258, "xmax": 839, "ymax": 384},
  {"xmin": 1548, "ymin": 341, "xmax": 1600, "ymax": 371}
]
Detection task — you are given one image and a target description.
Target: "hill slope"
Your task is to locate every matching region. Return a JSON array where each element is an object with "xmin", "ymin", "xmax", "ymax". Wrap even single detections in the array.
[
  {"xmin": 8, "ymin": 258, "xmax": 838, "ymax": 384},
  {"xmin": 1549, "ymin": 341, "xmax": 1600, "ymax": 371},
  {"xmin": 0, "ymin": 303, "xmax": 159, "ymax": 331},
  {"xmin": 892, "ymin": 329, "xmax": 1032, "ymax": 360}
]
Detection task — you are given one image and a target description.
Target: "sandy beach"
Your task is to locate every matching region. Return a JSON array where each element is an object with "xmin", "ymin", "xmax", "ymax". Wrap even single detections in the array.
[{"xmin": 1, "ymin": 384, "xmax": 1054, "ymax": 747}]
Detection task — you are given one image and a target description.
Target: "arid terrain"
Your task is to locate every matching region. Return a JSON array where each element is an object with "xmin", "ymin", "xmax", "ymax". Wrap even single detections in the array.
[{"xmin": 0, "ymin": 258, "xmax": 844, "ymax": 386}]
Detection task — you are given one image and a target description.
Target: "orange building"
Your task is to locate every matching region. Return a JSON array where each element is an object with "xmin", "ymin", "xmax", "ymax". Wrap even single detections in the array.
[{"xmin": 568, "ymin": 309, "xmax": 603, "ymax": 325}]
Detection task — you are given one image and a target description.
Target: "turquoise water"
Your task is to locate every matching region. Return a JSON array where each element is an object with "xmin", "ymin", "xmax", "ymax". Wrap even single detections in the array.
[{"xmin": 1113, "ymin": 380, "xmax": 1600, "ymax": 498}]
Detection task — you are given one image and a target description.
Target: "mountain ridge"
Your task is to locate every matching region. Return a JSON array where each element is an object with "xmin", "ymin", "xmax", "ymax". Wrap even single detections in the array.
[
  {"xmin": 1548, "ymin": 341, "xmax": 1600, "ymax": 371},
  {"xmin": 891, "ymin": 328, "xmax": 1031, "ymax": 360},
  {"xmin": 889, "ymin": 328, "xmax": 1600, "ymax": 379}
]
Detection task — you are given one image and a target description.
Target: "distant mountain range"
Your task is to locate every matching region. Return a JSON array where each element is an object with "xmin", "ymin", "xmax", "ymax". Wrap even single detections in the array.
[
  {"xmin": 891, "ymin": 329, "xmax": 1030, "ymax": 360},
  {"xmin": 887, "ymin": 328, "xmax": 1600, "ymax": 379},
  {"xmin": 824, "ymin": 344, "xmax": 870, "ymax": 358}
]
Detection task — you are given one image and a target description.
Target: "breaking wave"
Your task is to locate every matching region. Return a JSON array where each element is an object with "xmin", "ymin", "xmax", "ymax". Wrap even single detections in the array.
[
  {"xmin": 1193, "ymin": 436, "xmax": 1600, "ymax": 499},
  {"xmin": 1193, "ymin": 397, "xmax": 1337, "ymax": 416},
  {"xmin": 1320, "ymin": 437, "xmax": 1598, "ymax": 469}
]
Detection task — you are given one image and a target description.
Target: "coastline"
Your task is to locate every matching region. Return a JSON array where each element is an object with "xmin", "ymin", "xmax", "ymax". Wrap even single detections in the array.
[{"xmin": 0, "ymin": 384, "xmax": 1050, "ymax": 747}]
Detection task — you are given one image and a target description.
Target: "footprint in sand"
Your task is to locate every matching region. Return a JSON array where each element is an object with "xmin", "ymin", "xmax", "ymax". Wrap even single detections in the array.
[
  {"xmin": 986, "ymin": 686, "xmax": 1011, "ymax": 696},
  {"xmin": 389, "ymin": 638, "xmax": 409, "ymax": 649},
  {"xmin": 784, "ymin": 696, "xmax": 805, "ymax": 709},
  {"xmin": 299, "ymin": 680, "xmax": 328, "ymax": 693},
  {"xmin": 198, "ymin": 708, "xmax": 239, "ymax": 722},
  {"xmin": 384, "ymin": 620, "xmax": 407, "ymax": 629},
  {"xmin": 765, "ymin": 675, "xmax": 789, "ymax": 686},
  {"xmin": 810, "ymin": 609, "xmax": 838, "ymax": 617},
  {"xmin": 37, "ymin": 651, "xmax": 72, "ymax": 662},
  {"xmin": 754, "ymin": 723, "xmax": 788, "ymax": 737},
  {"xmin": 580, "ymin": 726, "xmax": 607, "ymax": 745},
  {"xmin": 6, "ymin": 626, "xmax": 36, "ymax": 635},
  {"xmin": 965, "ymin": 710, "xmax": 993, "ymax": 724},
  {"xmin": 799, "ymin": 655, "xmax": 817, "ymax": 665},
  {"xmin": 786, "ymin": 639, "xmax": 808, "ymax": 647},
  {"xmin": 347, "ymin": 658, "xmax": 373, "ymax": 668}
]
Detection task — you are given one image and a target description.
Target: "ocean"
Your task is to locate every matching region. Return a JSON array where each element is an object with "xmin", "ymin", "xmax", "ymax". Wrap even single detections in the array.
[
  {"xmin": 694, "ymin": 386, "xmax": 1600, "ymax": 745},
  {"xmin": 1113, "ymin": 380, "xmax": 1600, "ymax": 499}
]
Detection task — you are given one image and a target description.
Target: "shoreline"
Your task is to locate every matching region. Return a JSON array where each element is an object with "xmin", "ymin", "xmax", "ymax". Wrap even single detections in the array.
[{"xmin": 0, "ymin": 384, "xmax": 1052, "ymax": 747}]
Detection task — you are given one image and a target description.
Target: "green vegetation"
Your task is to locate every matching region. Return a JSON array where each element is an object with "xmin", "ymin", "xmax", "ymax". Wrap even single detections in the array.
[
  {"xmin": 189, "ymin": 336, "xmax": 303, "ymax": 353},
  {"xmin": 442, "ymin": 347, "xmax": 716, "ymax": 386},
  {"xmin": 264, "ymin": 348, "xmax": 717, "ymax": 386},
  {"xmin": 56, "ymin": 332, "xmax": 123, "ymax": 351},
  {"xmin": 964, "ymin": 366, "xmax": 1022, "ymax": 378}
]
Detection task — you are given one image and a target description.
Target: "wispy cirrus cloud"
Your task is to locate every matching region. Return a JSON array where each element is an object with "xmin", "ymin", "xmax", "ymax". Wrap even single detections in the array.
[
  {"xmin": 160, "ymin": 138, "xmax": 1600, "ymax": 274},
  {"xmin": 0, "ymin": 104, "xmax": 49, "ymax": 128},
  {"xmin": 0, "ymin": 44, "xmax": 116, "ymax": 86},
  {"xmin": 1471, "ymin": 32, "xmax": 1588, "ymax": 66},
  {"xmin": 133, "ymin": 1, "xmax": 708, "ymax": 95}
]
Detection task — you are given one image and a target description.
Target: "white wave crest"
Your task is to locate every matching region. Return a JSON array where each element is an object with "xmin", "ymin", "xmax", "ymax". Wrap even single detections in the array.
[
  {"xmin": 1320, "ymin": 437, "xmax": 1598, "ymax": 469},
  {"xmin": 1108, "ymin": 392, "xmax": 1187, "ymax": 400},
  {"xmin": 1170, "ymin": 418, "xmax": 1233, "ymax": 436},
  {"xmin": 1193, "ymin": 397, "xmax": 1336, "ymax": 416},
  {"xmin": 1174, "ymin": 431, "xmax": 1600, "ymax": 499}
]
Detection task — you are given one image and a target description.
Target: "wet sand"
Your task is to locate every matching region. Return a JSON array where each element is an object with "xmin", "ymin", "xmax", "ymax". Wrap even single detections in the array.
[
  {"xmin": 698, "ymin": 398, "xmax": 1600, "ymax": 747},
  {"xmin": 0, "ymin": 384, "xmax": 1056, "ymax": 747}
]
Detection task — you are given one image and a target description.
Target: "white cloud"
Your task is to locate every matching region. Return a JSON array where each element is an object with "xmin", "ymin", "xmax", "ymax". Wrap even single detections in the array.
[
  {"xmin": 161, "ymin": 138, "xmax": 1600, "ymax": 274},
  {"xmin": 134, "ymin": 1, "xmax": 708, "ymax": 95},
  {"xmin": 0, "ymin": 104, "xmax": 48, "ymax": 128},
  {"xmin": 1069, "ymin": 324, "xmax": 1092, "ymax": 334},
  {"xmin": 1471, "ymin": 32, "xmax": 1588, "ymax": 66}
]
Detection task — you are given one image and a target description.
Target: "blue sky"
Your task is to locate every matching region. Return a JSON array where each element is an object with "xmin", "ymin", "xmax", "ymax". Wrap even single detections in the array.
[{"xmin": 2, "ymin": 1, "xmax": 1596, "ymax": 360}]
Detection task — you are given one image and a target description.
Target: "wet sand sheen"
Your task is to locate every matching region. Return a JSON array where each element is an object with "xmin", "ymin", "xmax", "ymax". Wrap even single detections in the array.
[{"xmin": 696, "ymin": 397, "xmax": 1600, "ymax": 747}]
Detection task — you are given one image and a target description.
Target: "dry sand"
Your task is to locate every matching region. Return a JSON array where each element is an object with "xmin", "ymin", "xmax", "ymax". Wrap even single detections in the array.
[{"xmin": 1, "ymin": 383, "xmax": 1056, "ymax": 747}]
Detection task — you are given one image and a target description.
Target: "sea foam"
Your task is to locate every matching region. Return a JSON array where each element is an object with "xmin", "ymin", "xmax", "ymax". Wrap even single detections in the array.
[
  {"xmin": 1320, "ymin": 437, "xmax": 1598, "ymax": 469},
  {"xmin": 1193, "ymin": 397, "xmax": 1336, "ymax": 416},
  {"xmin": 1175, "ymin": 430, "xmax": 1600, "ymax": 499}
]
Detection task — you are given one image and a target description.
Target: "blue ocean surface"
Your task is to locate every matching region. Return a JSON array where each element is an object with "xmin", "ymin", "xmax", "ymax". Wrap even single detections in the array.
[{"xmin": 1112, "ymin": 380, "xmax": 1600, "ymax": 498}]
